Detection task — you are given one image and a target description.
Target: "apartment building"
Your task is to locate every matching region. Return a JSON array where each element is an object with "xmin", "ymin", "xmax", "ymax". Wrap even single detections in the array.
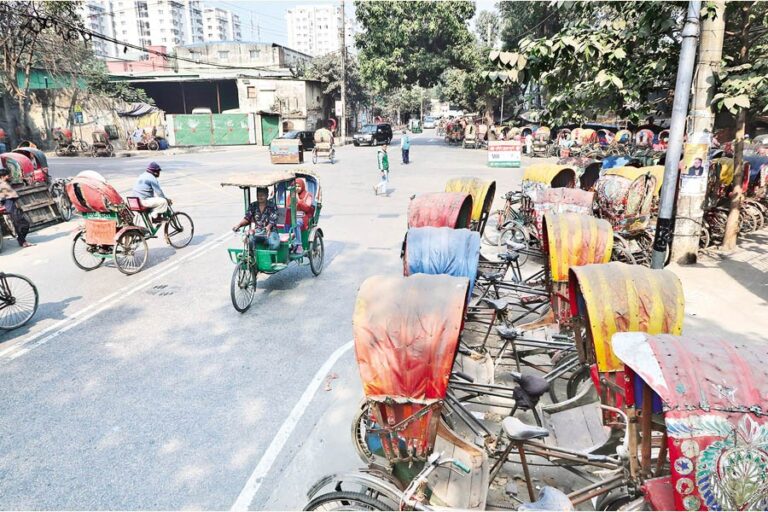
[
  {"xmin": 203, "ymin": 7, "xmax": 242, "ymax": 42},
  {"xmin": 286, "ymin": 4, "xmax": 340, "ymax": 57},
  {"xmin": 79, "ymin": 1, "xmax": 118, "ymax": 58}
]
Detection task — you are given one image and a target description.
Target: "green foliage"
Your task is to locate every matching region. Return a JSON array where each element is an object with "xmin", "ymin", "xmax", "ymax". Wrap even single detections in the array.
[
  {"xmin": 84, "ymin": 60, "xmax": 154, "ymax": 105},
  {"xmin": 354, "ymin": 1, "xmax": 476, "ymax": 92},
  {"xmin": 301, "ymin": 52, "xmax": 368, "ymax": 111},
  {"xmin": 475, "ymin": 10, "xmax": 500, "ymax": 47},
  {"xmin": 380, "ymin": 86, "xmax": 431, "ymax": 120}
]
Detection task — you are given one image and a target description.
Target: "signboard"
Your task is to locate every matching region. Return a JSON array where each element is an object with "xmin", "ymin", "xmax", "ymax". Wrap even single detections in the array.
[
  {"xmin": 488, "ymin": 140, "xmax": 522, "ymax": 168},
  {"xmin": 679, "ymin": 142, "xmax": 709, "ymax": 196},
  {"xmin": 335, "ymin": 100, "xmax": 343, "ymax": 116},
  {"xmin": 73, "ymin": 111, "xmax": 84, "ymax": 124},
  {"xmin": 74, "ymin": 104, "xmax": 83, "ymax": 113}
]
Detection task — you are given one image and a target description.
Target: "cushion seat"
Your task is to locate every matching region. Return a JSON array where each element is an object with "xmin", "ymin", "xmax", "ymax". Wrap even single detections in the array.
[
  {"xmin": 126, "ymin": 197, "xmax": 149, "ymax": 212},
  {"xmin": 502, "ymin": 417, "xmax": 550, "ymax": 441}
]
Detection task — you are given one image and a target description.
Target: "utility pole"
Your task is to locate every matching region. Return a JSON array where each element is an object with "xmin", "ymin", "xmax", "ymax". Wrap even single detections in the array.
[
  {"xmin": 338, "ymin": 0, "xmax": 347, "ymax": 146},
  {"xmin": 671, "ymin": 0, "xmax": 726, "ymax": 263},
  {"xmin": 651, "ymin": 0, "xmax": 701, "ymax": 269}
]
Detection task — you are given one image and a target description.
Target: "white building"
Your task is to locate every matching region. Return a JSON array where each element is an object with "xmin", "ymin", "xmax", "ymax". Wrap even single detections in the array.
[
  {"xmin": 286, "ymin": 4, "xmax": 342, "ymax": 57},
  {"xmin": 79, "ymin": 1, "xmax": 118, "ymax": 58},
  {"xmin": 203, "ymin": 7, "xmax": 242, "ymax": 42}
]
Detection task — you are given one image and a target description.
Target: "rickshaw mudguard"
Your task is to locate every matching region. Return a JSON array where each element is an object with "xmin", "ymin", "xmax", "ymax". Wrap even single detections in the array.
[
  {"xmin": 308, "ymin": 226, "xmax": 323, "ymax": 242},
  {"xmin": 305, "ymin": 470, "xmax": 404, "ymax": 503},
  {"xmin": 542, "ymin": 213, "xmax": 613, "ymax": 283},
  {"xmin": 407, "ymin": 192, "xmax": 473, "ymax": 229},
  {"xmin": 444, "ymin": 177, "xmax": 496, "ymax": 223},
  {"xmin": 115, "ymin": 225, "xmax": 148, "ymax": 239},
  {"xmin": 613, "ymin": 333, "xmax": 768, "ymax": 512},
  {"xmin": 568, "ymin": 262, "xmax": 684, "ymax": 373},
  {"xmin": 403, "ymin": 227, "xmax": 480, "ymax": 298}
]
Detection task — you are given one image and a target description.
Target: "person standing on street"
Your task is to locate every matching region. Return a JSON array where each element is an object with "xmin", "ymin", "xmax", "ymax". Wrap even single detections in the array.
[
  {"xmin": 525, "ymin": 132, "xmax": 533, "ymax": 155},
  {"xmin": 374, "ymin": 144, "xmax": 390, "ymax": 195},
  {"xmin": 401, "ymin": 129, "xmax": 411, "ymax": 164},
  {"xmin": 0, "ymin": 168, "xmax": 32, "ymax": 247}
]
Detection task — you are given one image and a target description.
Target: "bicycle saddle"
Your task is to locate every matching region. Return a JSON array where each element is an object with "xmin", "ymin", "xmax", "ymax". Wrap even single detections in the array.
[
  {"xmin": 496, "ymin": 325, "xmax": 519, "ymax": 339},
  {"xmin": 505, "ymin": 240, "xmax": 528, "ymax": 251},
  {"xmin": 481, "ymin": 298, "xmax": 509, "ymax": 312},
  {"xmin": 502, "ymin": 416, "xmax": 550, "ymax": 441},
  {"xmin": 510, "ymin": 372, "xmax": 550, "ymax": 398},
  {"xmin": 499, "ymin": 252, "xmax": 520, "ymax": 263},
  {"xmin": 518, "ymin": 486, "xmax": 574, "ymax": 511},
  {"xmin": 479, "ymin": 271, "xmax": 504, "ymax": 282}
]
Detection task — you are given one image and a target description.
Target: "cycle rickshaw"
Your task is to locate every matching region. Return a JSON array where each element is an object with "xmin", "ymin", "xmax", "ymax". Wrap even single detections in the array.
[
  {"xmin": 312, "ymin": 128, "xmax": 335, "ymax": 164},
  {"xmin": 223, "ymin": 170, "xmax": 324, "ymax": 312},
  {"xmin": 444, "ymin": 177, "xmax": 496, "ymax": 236},
  {"xmin": 12, "ymin": 147, "xmax": 49, "ymax": 184},
  {"xmin": 91, "ymin": 130, "xmax": 114, "ymax": 157},
  {"xmin": 66, "ymin": 173, "xmax": 194, "ymax": 275}
]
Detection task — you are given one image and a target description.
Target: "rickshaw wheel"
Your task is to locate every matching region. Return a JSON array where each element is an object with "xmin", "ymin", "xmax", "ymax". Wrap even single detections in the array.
[
  {"xmin": 230, "ymin": 264, "xmax": 257, "ymax": 313},
  {"xmin": 610, "ymin": 235, "xmax": 636, "ymax": 264},
  {"xmin": 57, "ymin": 194, "xmax": 73, "ymax": 222},
  {"xmin": 312, "ymin": 149, "xmax": 318, "ymax": 164},
  {"xmin": 106, "ymin": 144, "xmax": 114, "ymax": 157},
  {"xmin": 309, "ymin": 232, "xmax": 324, "ymax": 276},
  {"xmin": 148, "ymin": 140, "xmax": 159, "ymax": 151},
  {"xmin": 304, "ymin": 491, "xmax": 389, "ymax": 511},
  {"xmin": 113, "ymin": 230, "xmax": 149, "ymax": 275},
  {"xmin": 699, "ymin": 226, "xmax": 711, "ymax": 250},
  {"xmin": 164, "ymin": 212, "xmax": 194, "ymax": 248},
  {"xmin": 72, "ymin": 232, "xmax": 105, "ymax": 271},
  {"xmin": 329, "ymin": 149, "xmax": 335, "ymax": 164},
  {"xmin": 67, "ymin": 144, "xmax": 77, "ymax": 155},
  {"xmin": 0, "ymin": 273, "xmax": 39, "ymax": 331},
  {"xmin": 498, "ymin": 222, "xmax": 530, "ymax": 266},
  {"xmin": 351, "ymin": 401, "xmax": 374, "ymax": 464},
  {"xmin": 55, "ymin": 147, "xmax": 66, "ymax": 157}
]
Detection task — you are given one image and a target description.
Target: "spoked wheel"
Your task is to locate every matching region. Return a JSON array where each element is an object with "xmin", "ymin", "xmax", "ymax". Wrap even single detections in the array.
[
  {"xmin": 498, "ymin": 221, "xmax": 530, "ymax": 265},
  {"xmin": 699, "ymin": 226, "xmax": 711, "ymax": 249},
  {"xmin": 312, "ymin": 149, "xmax": 318, "ymax": 164},
  {"xmin": 148, "ymin": 140, "xmax": 160, "ymax": 151},
  {"xmin": 71, "ymin": 231, "xmax": 105, "ymax": 270},
  {"xmin": 611, "ymin": 234, "xmax": 636, "ymax": 264},
  {"xmin": 57, "ymin": 193, "xmax": 73, "ymax": 221},
  {"xmin": 113, "ymin": 230, "xmax": 149, "ymax": 275},
  {"xmin": 351, "ymin": 401, "xmax": 374, "ymax": 464},
  {"xmin": 230, "ymin": 264, "xmax": 257, "ymax": 313},
  {"xmin": 309, "ymin": 232, "xmax": 324, "ymax": 276},
  {"xmin": 106, "ymin": 143, "xmax": 114, "ymax": 157},
  {"xmin": 0, "ymin": 273, "xmax": 39, "ymax": 330},
  {"xmin": 164, "ymin": 212, "xmax": 194, "ymax": 248},
  {"xmin": 78, "ymin": 140, "xmax": 90, "ymax": 153},
  {"xmin": 304, "ymin": 492, "xmax": 389, "ymax": 511},
  {"xmin": 329, "ymin": 148, "xmax": 335, "ymax": 164}
]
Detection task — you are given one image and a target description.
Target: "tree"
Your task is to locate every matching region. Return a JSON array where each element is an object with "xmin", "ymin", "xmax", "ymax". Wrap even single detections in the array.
[
  {"xmin": 302, "ymin": 52, "xmax": 368, "ymax": 115},
  {"xmin": 498, "ymin": 2, "xmax": 560, "ymax": 49},
  {"xmin": 475, "ymin": 10, "xmax": 500, "ymax": 47},
  {"xmin": 380, "ymin": 86, "xmax": 431, "ymax": 124},
  {"xmin": 354, "ymin": 1, "xmax": 476, "ymax": 92}
]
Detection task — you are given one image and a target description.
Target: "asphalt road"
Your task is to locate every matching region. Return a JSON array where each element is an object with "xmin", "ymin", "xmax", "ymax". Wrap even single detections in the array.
[{"xmin": 0, "ymin": 133, "xmax": 524, "ymax": 509}]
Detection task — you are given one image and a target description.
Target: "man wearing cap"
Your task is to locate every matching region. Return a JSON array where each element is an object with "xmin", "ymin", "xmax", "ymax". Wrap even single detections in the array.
[{"xmin": 132, "ymin": 162, "xmax": 170, "ymax": 222}]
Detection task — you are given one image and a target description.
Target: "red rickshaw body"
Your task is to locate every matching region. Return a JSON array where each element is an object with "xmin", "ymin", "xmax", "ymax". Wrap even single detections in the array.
[
  {"xmin": 0, "ymin": 153, "xmax": 34, "ymax": 185},
  {"xmin": 407, "ymin": 192, "xmax": 473, "ymax": 229},
  {"xmin": 65, "ymin": 176, "xmax": 125, "ymax": 213},
  {"xmin": 13, "ymin": 147, "xmax": 49, "ymax": 183}
]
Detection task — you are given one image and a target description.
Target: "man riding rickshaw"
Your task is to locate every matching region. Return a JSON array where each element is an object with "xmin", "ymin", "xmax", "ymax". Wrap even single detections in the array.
[{"xmin": 312, "ymin": 126, "xmax": 335, "ymax": 164}]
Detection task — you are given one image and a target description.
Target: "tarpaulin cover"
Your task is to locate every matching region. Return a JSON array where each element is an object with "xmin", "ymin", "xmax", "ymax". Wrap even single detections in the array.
[
  {"xmin": 13, "ymin": 147, "xmax": 48, "ymax": 171},
  {"xmin": 445, "ymin": 177, "xmax": 496, "ymax": 222},
  {"xmin": 404, "ymin": 227, "xmax": 480, "ymax": 297},
  {"xmin": 605, "ymin": 165, "xmax": 665, "ymax": 197},
  {"xmin": 1, "ymin": 153, "xmax": 33, "ymax": 175},
  {"xmin": 613, "ymin": 332, "xmax": 768, "ymax": 512},
  {"xmin": 522, "ymin": 164, "xmax": 577, "ymax": 187},
  {"xmin": 353, "ymin": 274, "xmax": 469, "ymax": 399},
  {"xmin": 117, "ymin": 102, "xmax": 160, "ymax": 117},
  {"xmin": 569, "ymin": 262, "xmax": 684, "ymax": 372},
  {"xmin": 407, "ymin": 192, "xmax": 473, "ymax": 229},
  {"xmin": 542, "ymin": 213, "xmax": 613, "ymax": 282},
  {"xmin": 66, "ymin": 176, "xmax": 125, "ymax": 213}
]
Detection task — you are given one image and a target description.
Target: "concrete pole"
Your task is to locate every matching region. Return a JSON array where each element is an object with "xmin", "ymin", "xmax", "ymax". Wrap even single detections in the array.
[
  {"xmin": 338, "ymin": 0, "xmax": 347, "ymax": 146},
  {"xmin": 670, "ymin": 0, "xmax": 726, "ymax": 263},
  {"xmin": 651, "ymin": 0, "xmax": 701, "ymax": 269}
]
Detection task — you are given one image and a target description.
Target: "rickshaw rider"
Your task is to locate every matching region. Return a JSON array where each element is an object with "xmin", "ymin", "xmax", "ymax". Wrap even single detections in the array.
[
  {"xmin": 132, "ymin": 162, "xmax": 171, "ymax": 222},
  {"xmin": 232, "ymin": 186, "xmax": 280, "ymax": 250},
  {"xmin": 285, "ymin": 178, "xmax": 314, "ymax": 255}
]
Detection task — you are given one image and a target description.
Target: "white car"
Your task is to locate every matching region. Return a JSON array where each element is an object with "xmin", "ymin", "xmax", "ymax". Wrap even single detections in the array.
[{"xmin": 423, "ymin": 116, "xmax": 436, "ymax": 129}]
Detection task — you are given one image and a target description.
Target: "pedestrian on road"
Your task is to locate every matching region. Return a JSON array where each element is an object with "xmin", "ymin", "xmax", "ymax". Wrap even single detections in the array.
[
  {"xmin": 525, "ymin": 132, "xmax": 533, "ymax": 155},
  {"xmin": 0, "ymin": 168, "xmax": 32, "ymax": 248},
  {"xmin": 374, "ymin": 144, "xmax": 390, "ymax": 195},
  {"xmin": 401, "ymin": 129, "xmax": 411, "ymax": 164},
  {"xmin": 132, "ymin": 162, "xmax": 171, "ymax": 222}
]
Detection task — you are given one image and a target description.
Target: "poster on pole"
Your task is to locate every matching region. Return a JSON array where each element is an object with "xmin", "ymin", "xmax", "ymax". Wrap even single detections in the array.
[
  {"xmin": 679, "ymin": 142, "xmax": 709, "ymax": 196},
  {"xmin": 488, "ymin": 140, "xmax": 522, "ymax": 168}
]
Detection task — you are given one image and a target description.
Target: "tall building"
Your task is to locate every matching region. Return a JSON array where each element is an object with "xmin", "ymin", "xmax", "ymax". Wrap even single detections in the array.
[
  {"xmin": 286, "ymin": 4, "xmax": 341, "ymax": 57},
  {"xmin": 203, "ymin": 7, "xmax": 242, "ymax": 42},
  {"xmin": 79, "ymin": 1, "xmax": 118, "ymax": 58}
]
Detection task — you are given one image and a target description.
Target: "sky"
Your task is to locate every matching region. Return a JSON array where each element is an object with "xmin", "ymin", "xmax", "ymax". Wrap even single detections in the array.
[{"xmin": 206, "ymin": 0, "xmax": 498, "ymax": 47}]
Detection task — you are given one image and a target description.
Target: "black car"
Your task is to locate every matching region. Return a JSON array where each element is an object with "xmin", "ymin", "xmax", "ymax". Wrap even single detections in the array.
[
  {"xmin": 353, "ymin": 124, "xmax": 392, "ymax": 146},
  {"xmin": 278, "ymin": 130, "xmax": 315, "ymax": 150}
]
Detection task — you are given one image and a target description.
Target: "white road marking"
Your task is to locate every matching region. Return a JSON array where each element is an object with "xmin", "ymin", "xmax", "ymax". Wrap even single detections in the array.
[
  {"xmin": 0, "ymin": 230, "xmax": 232, "ymax": 362},
  {"xmin": 231, "ymin": 340, "xmax": 355, "ymax": 511}
]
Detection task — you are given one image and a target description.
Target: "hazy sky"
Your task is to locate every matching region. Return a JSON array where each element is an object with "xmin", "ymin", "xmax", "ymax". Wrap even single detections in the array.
[{"xmin": 206, "ymin": 0, "xmax": 498, "ymax": 46}]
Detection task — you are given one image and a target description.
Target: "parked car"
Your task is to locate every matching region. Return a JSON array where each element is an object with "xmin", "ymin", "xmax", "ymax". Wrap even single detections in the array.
[
  {"xmin": 353, "ymin": 123, "xmax": 392, "ymax": 146},
  {"xmin": 423, "ymin": 116, "xmax": 436, "ymax": 129},
  {"xmin": 278, "ymin": 130, "xmax": 315, "ymax": 150},
  {"xmin": 191, "ymin": 107, "xmax": 212, "ymax": 114}
]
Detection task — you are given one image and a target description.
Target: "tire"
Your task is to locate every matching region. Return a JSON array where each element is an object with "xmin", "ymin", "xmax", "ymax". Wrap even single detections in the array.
[
  {"xmin": 230, "ymin": 264, "xmax": 257, "ymax": 313},
  {"xmin": 57, "ymin": 193, "xmax": 73, "ymax": 222},
  {"xmin": 312, "ymin": 150, "xmax": 318, "ymax": 164},
  {"xmin": 353, "ymin": 141, "xmax": 359, "ymax": 147},
  {"xmin": 67, "ymin": 144, "xmax": 77, "ymax": 156},
  {"xmin": 309, "ymin": 232, "xmax": 324, "ymax": 276},
  {"xmin": 611, "ymin": 234, "xmax": 636, "ymax": 264},
  {"xmin": 148, "ymin": 140, "xmax": 159, "ymax": 151},
  {"xmin": 71, "ymin": 231, "xmax": 105, "ymax": 271},
  {"xmin": 78, "ymin": 141, "xmax": 90, "ymax": 153},
  {"xmin": 498, "ymin": 222, "xmax": 530, "ymax": 266},
  {"xmin": 91, "ymin": 148, "xmax": 98, "ymax": 158},
  {"xmin": 329, "ymin": 149, "xmax": 335, "ymax": 164},
  {"xmin": 351, "ymin": 401, "xmax": 374, "ymax": 464},
  {"xmin": 699, "ymin": 226, "xmax": 711, "ymax": 250},
  {"xmin": 106, "ymin": 144, "xmax": 114, "ymax": 157},
  {"xmin": 55, "ymin": 147, "xmax": 65, "ymax": 157},
  {"xmin": 0, "ymin": 273, "xmax": 39, "ymax": 330},
  {"xmin": 164, "ymin": 212, "xmax": 194, "ymax": 248},
  {"xmin": 113, "ymin": 230, "xmax": 149, "ymax": 275},
  {"xmin": 304, "ymin": 491, "xmax": 389, "ymax": 511}
]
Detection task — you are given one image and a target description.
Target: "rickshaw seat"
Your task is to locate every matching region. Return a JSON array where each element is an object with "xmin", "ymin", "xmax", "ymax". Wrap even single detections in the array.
[
  {"xmin": 126, "ymin": 197, "xmax": 149, "ymax": 212},
  {"xmin": 502, "ymin": 417, "xmax": 549, "ymax": 441},
  {"xmin": 479, "ymin": 271, "xmax": 504, "ymax": 282},
  {"xmin": 500, "ymin": 252, "xmax": 520, "ymax": 263},
  {"xmin": 496, "ymin": 325, "xmax": 520, "ymax": 339},
  {"xmin": 511, "ymin": 372, "xmax": 550, "ymax": 398},
  {"xmin": 482, "ymin": 298, "xmax": 508, "ymax": 312},
  {"xmin": 518, "ymin": 487, "xmax": 574, "ymax": 511}
]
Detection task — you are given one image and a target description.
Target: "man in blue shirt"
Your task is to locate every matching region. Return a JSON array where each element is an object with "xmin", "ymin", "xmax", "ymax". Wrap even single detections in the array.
[
  {"xmin": 131, "ymin": 162, "xmax": 170, "ymax": 222},
  {"xmin": 400, "ymin": 129, "xmax": 411, "ymax": 164}
]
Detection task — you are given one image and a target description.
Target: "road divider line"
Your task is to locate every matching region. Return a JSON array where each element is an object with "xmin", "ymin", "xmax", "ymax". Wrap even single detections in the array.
[
  {"xmin": 231, "ymin": 340, "xmax": 355, "ymax": 512},
  {"xmin": 0, "ymin": 230, "xmax": 233, "ymax": 362}
]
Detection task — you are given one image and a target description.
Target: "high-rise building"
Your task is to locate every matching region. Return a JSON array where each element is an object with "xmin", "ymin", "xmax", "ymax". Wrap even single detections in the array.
[
  {"xmin": 286, "ymin": 4, "xmax": 341, "ymax": 57},
  {"xmin": 203, "ymin": 7, "xmax": 242, "ymax": 42},
  {"xmin": 78, "ymin": 1, "xmax": 118, "ymax": 58}
]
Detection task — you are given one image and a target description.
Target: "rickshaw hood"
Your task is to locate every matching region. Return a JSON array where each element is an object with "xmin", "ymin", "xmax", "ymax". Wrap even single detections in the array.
[
  {"xmin": 542, "ymin": 213, "xmax": 613, "ymax": 283},
  {"xmin": 407, "ymin": 192, "xmax": 473, "ymax": 229},
  {"xmin": 444, "ymin": 177, "xmax": 496, "ymax": 222},
  {"xmin": 404, "ymin": 227, "xmax": 480, "ymax": 298}
]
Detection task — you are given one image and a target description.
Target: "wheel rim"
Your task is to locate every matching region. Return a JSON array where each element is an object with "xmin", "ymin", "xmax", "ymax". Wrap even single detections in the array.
[
  {"xmin": 165, "ymin": 213, "xmax": 194, "ymax": 248},
  {"xmin": 0, "ymin": 275, "xmax": 38, "ymax": 330},
  {"xmin": 231, "ymin": 265, "xmax": 256, "ymax": 311},
  {"xmin": 114, "ymin": 232, "xmax": 148, "ymax": 274},
  {"xmin": 72, "ymin": 232, "xmax": 105, "ymax": 270},
  {"xmin": 310, "ymin": 235, "xmax": 324, "ymax": 274},
  {"xmin": 58, "ymin": 196, "xmax": 72, "ymax": 221}
]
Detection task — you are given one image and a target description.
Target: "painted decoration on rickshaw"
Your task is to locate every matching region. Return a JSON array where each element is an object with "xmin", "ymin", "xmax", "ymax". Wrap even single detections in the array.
[
  {"xmin": 530, "ymin": 187, "xmax": 594, "ymax": 239},
  {"xmin": 615, "ymin": 129, "xmax": 633, "ymax": 144},
  {"xmin": 407, "ymin": 192, "xmax": 473, "ymax": 229},
  {"xmin": 1, "ymin": 153, "xmax": 33, "ymax": 185},
  {"xmin": 542, "ymin": 213, "xmax": 613, "ymax": 283},
  {"xmin": 66, "ymin": 176, "xmax": 126, "ymax": 213},
  {"xmin": 613, "ymin": 333, "xmax": 768, "ymax": 511},
  {"xmin": 568, "ymin": 262, "xmax": 684, "ymax": 372},
  {"xmin": 84, "ymin": 219, "xmax": 117, "ymax": 245},
  {"xmin": 403, "ymin": 227, "xmax": 480, "ymax": 298},
  {"xmin": 444, "ymin": 177, "xmax": 496, "ymax": 223},
  {"xmin": 595, "ymin": 167, "xmax": 657, "ymax": 232}
]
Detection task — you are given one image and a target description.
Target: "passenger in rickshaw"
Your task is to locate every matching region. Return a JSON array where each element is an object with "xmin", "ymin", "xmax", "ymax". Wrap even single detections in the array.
[
  {"xmin": 0, "ymin": 168, "xmax": 32, "ymax": 247},
  {"xmin": 285, "ymin": 177, "xmax": 314, "ymax": 254},
  {"xmin": 232, "ymin": 186, "xmax": 280, "ymax": 250},
  {"xmin": 131, "ymin": 162, "xmax": 172, "ymax": 222}
]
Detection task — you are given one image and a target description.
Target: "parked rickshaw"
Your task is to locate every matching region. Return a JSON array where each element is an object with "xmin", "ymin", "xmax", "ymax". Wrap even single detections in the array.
[
  {"xmin": 407, "ymin": 192, "xmax": 473, "ymax": 229},
  {"xmin": 612, "ymin": 332, "xmax": 768, "ymax": 511},
  {"xmin": 53, "ymin": 128, "xmax": 77, "ymax": 156},
  {"xmin": 594, "ymin": 166, "xmax": 659, "ymax": 265},
  {"xmin": 444, "ymin": 177, "xmax": 496, "ymax": 235},
  {"xmin": 312, "ymin": 127, "xmax": 335, "ymax": 164},
  {"xmin": 91, "ymin": 130, "xmax": 114, "ymax": 157},
  {"xmin": 223, "ymin": 170, "xmax": 324, "ymax": 312},
  {"xmin": 66, "ymin": 173, "xmax": 194, "ymax": 275},
  {"xmin": 463, "ymin": 123, "xmax": 478, "ymax": 149},
  {"xmin": 614, "ymin": 129, "xmax": 632, "ymax": 145},
  {"xmin": 0, "ymin": 153, "xmax": 33, "ymax": 186},
  {"xmin": 445, "ymin": 122, "xmax": 464, "ymax": 145},
  {"xmin": 12, "ymin": 147, "xmax": 49, "ymax": 184},
  {"xmin": 530, "ymin": 126, "xmax": 551, "ymax": 157},
  {"xmin": 409, "ymin": 118, "xmax": 423, "ymax": 134},
  {"xmin": 634, "ymin": 128, "xmax": 655, "ymax": 148}
]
